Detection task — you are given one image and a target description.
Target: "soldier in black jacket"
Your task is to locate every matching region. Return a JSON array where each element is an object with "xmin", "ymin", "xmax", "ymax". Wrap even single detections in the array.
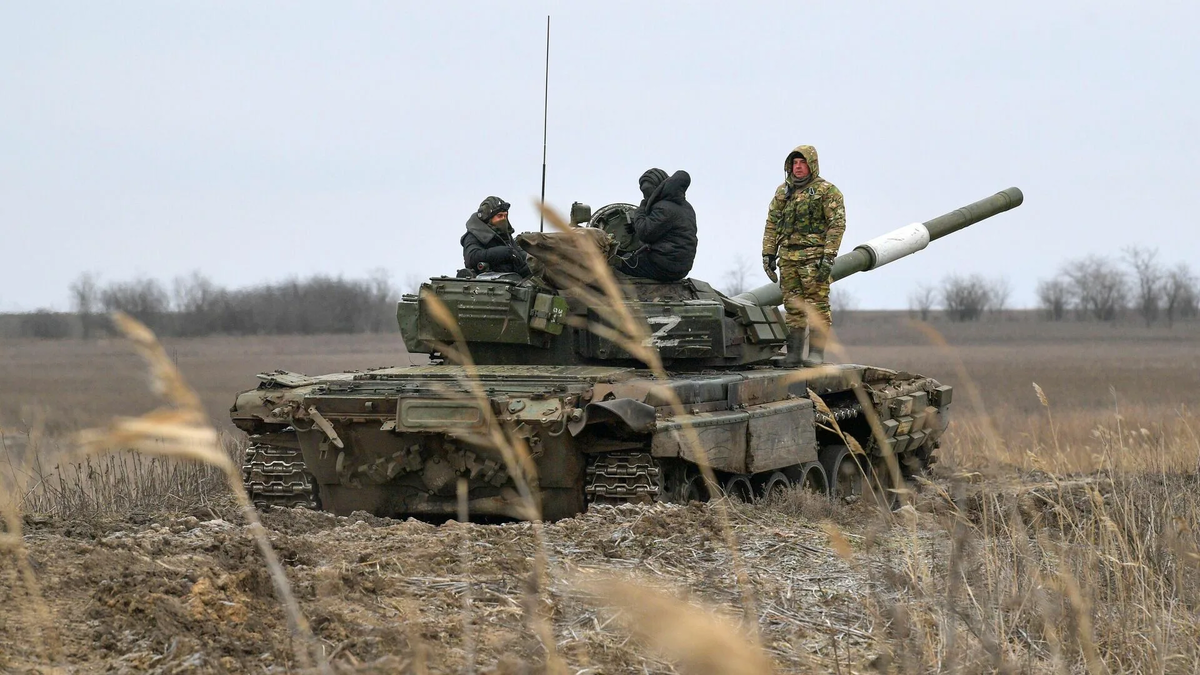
[
  {"xmin": 461, "ymin": 196, "xmax": 531, "ymax": 277},
  {"xmin": 615, "ymin": 168, "xmax": 698, "ymax": 282}
]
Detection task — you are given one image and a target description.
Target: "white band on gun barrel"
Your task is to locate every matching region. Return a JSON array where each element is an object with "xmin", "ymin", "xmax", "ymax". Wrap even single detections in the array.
[{"xmin": 854, "ymin": 223, "xmax": 930, "ymax": 270}]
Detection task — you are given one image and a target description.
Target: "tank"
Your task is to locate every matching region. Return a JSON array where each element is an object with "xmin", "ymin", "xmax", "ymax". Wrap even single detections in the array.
[{"xmin": 232, "ymin": 188, "xmax": 1024, "ymax": 520}]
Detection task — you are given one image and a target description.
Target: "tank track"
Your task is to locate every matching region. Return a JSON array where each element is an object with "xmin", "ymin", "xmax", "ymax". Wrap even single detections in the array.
[
  {"xmin": 585, "ymin": 452, "xmax": 662, "ymax": 504},
  {"xmin": 241, "ymin": 442, "xmax": 320, "ymax": 510}
]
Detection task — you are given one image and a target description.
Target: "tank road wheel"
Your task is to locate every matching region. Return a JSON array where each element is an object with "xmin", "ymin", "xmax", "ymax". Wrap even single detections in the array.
[
  {"xmin": 866, "ymin": 459, "xmax": 910, "ymax": 511},
  {"xmin": 798, "ymin": 462, "xmax": 829, "ymax": 495},
  {"xmin": 723, "ymin": 475, "xmax": 754, "ymax": 503},
  {"xmin": 819, "ymin": 444, "xmax": 864, "ymax": 502},
  {"xmin": 242, "ymin": 442, "xmax": 320, "ymax": 510},
  {"xmin": 677, "ymin": 474, "xmax": 706, "ymax": 503},
  {"xmin": 660, "ymin": 465, "xmax": 715, "ymax": 504},
  {"xmin": 754, "ymin": 471, "xmax": 792, "ymax": 503}
]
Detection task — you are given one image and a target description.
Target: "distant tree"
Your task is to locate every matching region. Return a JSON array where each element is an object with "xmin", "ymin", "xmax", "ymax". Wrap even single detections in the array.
[
  {"xmin": 364, "ymin": 268, "xmax": 398, "ymax": 333},
  {"xmin": 830, "ymin": 287, "xmax": 858, "ymax": 323},
  {"xmin": 1162, "ymin": 262, "xmax": 1196, "ymax": 327},
  {"xmin": 403, "ymin": 273, "xmax": 425, "ymax": 297},
  {"xmin": 988, "ymin": 276, "xmax": 1013, "ymax": 317},
  {"xmin": 100, "ymin": 277, "xmax": 171, "ymax": 331},
  {"xmin": 940, "ymin": 274, "xmax": 993, "ymax": 322},
  {"xmin": 1183, "ymin": 284, "xmax": 1200, "ymax": 320},
  {"xmin": 1061, "ymin": 255, "xmax": 1128, "ymax": 321},
  {"xmin": 1036, "ymin": 276, "xmax": 1071, "ymax": 321},
  {"xmin": 69, "ymin": 271, "xmax": 101, "ymax": 339},
  {"xmin": 66, "ymin": 271, "xmax": 447, "ymax": 337},
  {"xmin": 721, "ymin": 256, "xmax": 753, "ymax": 296},
  {"xmin": 908, "ymin": 284, "xmax": 937, "ymax": 321},
  {"xmin": 172, "ymin": 271, "xmax": 225, "ymax": 337},
  {"xmin": 20, "ymin": 310, "xmax": 71, "ymax": 339},
  {"xmin": 1123, "ymin": 246, "xmax": 1163, "ymax": 327}
]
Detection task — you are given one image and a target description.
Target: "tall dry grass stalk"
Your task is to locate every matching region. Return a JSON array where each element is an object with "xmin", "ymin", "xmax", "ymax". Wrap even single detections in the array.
[
  {"xmin": 1, "ymin": 413, "xmax": 66, "ymax": 660},
  {"xmin": 844, "ymin": 320, "xmax": 1200, "ymax": 673},
  {"xmin": 416, "ymin": 204, "xmax": 778, "ymax": 669},
  {"xmin": 7, "ymin": 436, "xmax": 239, "ymax": 517},
  {"xmin": 422, "ymin": 292, "xmax": 568, "ymax": 674},
  {"xmin": 533, "ymin": 203, "xmax": 772, "ymax": 645},
  {"xmin": 580, "ymin": 575, "xmax": 775, "ymax": 675},
  {"xmin": 1, "ymin": 313, "xmax": 330, "ymax": 672}
]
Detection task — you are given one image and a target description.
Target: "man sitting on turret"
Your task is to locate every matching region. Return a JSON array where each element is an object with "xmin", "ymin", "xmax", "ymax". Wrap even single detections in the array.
[
  {"xmin": 615, "ymin": 168, "xmax": 698, "ymax": 282},
  {"xmin": 461, "ymin": 196, "xmax": 532, "ymax": 278}
]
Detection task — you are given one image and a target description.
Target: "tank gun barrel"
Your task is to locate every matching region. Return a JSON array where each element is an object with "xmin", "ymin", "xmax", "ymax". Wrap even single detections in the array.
[{"xmin": 732, "ymin": 187, "xmax": 1024, "ymax": 307}]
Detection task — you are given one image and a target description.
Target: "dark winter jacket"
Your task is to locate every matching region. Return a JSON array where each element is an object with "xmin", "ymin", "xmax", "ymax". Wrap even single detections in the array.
[
  {"xmin": 460, "ymin": 215, "xmax": 531, "ymax": 277},
  {"xmin": 623, "ymin": 170, "xmax": 697, "ymax": 281}
]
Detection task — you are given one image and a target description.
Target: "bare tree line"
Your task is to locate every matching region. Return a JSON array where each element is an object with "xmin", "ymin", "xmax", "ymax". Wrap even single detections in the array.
[
  {"xmin": 1037, "ymin": 247, "xmax": 1199, "ymax": 325},
  {"xmin": 901, "ymin": 247, "xmax": 1199, "ymax": 324},
  {"xmin": 15, "ymin": 247, "xmax": 1200, "ymax": 339},
  {"xmin": 18, "ymin": 270, "xmax": 403, "ymax": 339},
  {"xmin": 906, "ymin": 274, "xmax": 1012, "ymax": 322}
]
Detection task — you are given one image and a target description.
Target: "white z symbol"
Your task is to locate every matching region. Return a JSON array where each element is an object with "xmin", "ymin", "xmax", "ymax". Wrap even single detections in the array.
[{"xmin": 644, "ymin": 315, "xmax": 682, "ymax": 347}]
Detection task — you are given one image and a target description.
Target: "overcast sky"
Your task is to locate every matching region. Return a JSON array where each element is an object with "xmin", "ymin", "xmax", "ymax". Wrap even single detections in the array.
[{"xmin": 3, "ymin": 1, "xmax": 1198, "ymax": 311}]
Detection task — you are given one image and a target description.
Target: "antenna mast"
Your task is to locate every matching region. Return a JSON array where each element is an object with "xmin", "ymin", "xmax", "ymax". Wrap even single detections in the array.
[{"xmin": 539, "ymin": 15, "xmax": 550, "ymax": 232}]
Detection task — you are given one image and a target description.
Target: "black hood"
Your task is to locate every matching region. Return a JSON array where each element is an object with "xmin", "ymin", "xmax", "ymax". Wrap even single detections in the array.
[
  {"xmin": 647, "ymin": 170, "xmax": 691, "ymax": 208},
  {"xmin": 464, "ymin": 213, "xmax": 510, "ymax": 246}
]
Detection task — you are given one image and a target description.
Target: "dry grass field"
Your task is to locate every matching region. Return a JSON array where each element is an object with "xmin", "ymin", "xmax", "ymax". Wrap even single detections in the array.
[{"xmin": 2, "ymin": 314, "xmax": 1199, "ymax": 673}]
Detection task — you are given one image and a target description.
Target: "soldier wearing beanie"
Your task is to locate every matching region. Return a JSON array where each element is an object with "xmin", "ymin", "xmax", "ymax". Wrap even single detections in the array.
[
  {"xmin": 461, "ymin": 196, "xmax": 532, "ymax": 277},
  {"xmin": 616, "ymin": 167, "xmax": 698, "ymax": 282}
]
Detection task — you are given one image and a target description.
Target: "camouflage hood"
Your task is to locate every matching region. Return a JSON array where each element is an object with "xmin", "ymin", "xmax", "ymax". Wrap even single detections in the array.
[{"xmin": 784, "ymin": 145, "xmax": 820, "ymax": 192}]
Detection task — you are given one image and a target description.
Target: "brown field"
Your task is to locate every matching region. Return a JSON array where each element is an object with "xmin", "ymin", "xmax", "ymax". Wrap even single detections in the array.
[{"xmin": 2, "ymin": 314, "xmax": 1199, "ymax": 673}]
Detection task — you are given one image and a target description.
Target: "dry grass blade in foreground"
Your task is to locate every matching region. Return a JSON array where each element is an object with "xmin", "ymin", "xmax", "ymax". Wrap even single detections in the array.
[
  {"xmin": 70, "ymin": 312, "xmax": 329, "ymax": 673},
  {"xmin": 535, "ymin": 202, "xmax": 768, "ymax": 637},
  {"xmin": 581, "ymin": 575, "xmax": 775, "ymax": 675},
  {"xmin": 422, "ymin": 292, "xmax": 568, "ymax": 674}
]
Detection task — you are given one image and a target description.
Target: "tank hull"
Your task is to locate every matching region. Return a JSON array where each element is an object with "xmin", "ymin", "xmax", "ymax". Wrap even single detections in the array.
[{"xmin": 232, "ymin": 363, "xmax": 951, "ymax": 520}]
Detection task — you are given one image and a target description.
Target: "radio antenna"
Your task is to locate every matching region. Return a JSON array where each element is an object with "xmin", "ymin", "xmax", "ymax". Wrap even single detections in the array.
[{"xmin": 539, "ymin": 15, "xmax": 550, "ymax": 232}]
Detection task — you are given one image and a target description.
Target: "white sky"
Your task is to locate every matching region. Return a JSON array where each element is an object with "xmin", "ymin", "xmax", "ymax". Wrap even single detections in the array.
[{"xmin": 3, "ymin": 1, "xmax": 1198, "ymax": 311}]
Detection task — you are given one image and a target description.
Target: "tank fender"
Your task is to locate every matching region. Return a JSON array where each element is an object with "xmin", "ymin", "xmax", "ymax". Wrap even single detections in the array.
[{"xmin": 568, "ymin": 398, "xmax": 657, "ymax": 436}]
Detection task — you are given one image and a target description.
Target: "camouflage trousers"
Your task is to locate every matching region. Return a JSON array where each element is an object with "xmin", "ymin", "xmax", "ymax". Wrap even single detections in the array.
[{"xmin": 779, "ymin": 248, "xmax": 832, "ymax": 331}]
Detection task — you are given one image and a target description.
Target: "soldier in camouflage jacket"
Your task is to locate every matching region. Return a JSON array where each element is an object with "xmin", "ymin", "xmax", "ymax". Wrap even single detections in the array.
[{"xmin": 761, "ymin": 145, "xmax": 845, "ymax": 365}]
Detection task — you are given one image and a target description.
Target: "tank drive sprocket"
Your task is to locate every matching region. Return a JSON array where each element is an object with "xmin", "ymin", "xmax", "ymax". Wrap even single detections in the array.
[
  {"xmin": 585, "ymin": 452, "xmax": 662, "ymax": 504},
  {"xmin": 241, "ymin": 442, "xmax": 320, "ymax": 510}
]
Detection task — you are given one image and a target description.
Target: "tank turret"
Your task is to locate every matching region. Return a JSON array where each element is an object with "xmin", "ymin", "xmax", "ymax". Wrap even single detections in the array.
[{"xmin": 397, "ymin": 188, "xmax": 1025, "ymax": 369}]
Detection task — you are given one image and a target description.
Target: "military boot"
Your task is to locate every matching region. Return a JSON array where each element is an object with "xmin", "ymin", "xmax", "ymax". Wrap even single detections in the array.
[
  {"xmin": 782, "ymin": 330, "xmax": 805, "ymax": 366},
  {"xmin": 802, "ymin": 330, "xmax": 826, "ymax": 367}
]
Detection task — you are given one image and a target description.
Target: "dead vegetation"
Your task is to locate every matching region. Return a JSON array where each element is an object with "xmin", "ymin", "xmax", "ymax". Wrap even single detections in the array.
[{"xmin": 3, "ymin": 223, "xmax": 1200, "ymax": 671}]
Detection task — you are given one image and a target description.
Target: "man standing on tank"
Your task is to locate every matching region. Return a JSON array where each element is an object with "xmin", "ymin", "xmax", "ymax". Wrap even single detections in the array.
[
  {"xmin": 761, "ymin": 145, "xmax": 845, "ymax": 366},
  {"xmin": 461, "ymin": 196, "xmax": 532, "ymax": 278},
  {"xmin": 615, "ymin": 168, "xmax": 698, "ymax": 282}
]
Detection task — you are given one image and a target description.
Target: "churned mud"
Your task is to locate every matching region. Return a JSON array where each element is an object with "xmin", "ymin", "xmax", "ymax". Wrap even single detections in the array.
[
  {"xmin": 2, "ymin": 497, "xmax": 904, "ymax": 674},
  {"xmin": 2, "ymin": 472, "xmax": 1137, "ymax": 674}
]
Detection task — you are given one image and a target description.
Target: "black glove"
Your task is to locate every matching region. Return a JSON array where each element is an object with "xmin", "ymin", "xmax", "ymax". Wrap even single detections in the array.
[
  {"xmin": 483, "ymin": 248, "xmax": 512, "ymax": 266},
  {"xmin": 763, "ymin": 254, "xmax": 778, "ymax": 283},
  {"xmin": 817, "ymin": 254, "xmax": 833, "ymax": 282}
]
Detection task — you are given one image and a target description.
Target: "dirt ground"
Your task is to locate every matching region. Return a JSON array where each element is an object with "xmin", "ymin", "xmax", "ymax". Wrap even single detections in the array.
[
  {"xmin": 3, "ymin": 317, "xmax": 1199, "ymax": 672},
  {"xmin": 3, "ymin": 496, "xmax": 919, "ymax": 673}
]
